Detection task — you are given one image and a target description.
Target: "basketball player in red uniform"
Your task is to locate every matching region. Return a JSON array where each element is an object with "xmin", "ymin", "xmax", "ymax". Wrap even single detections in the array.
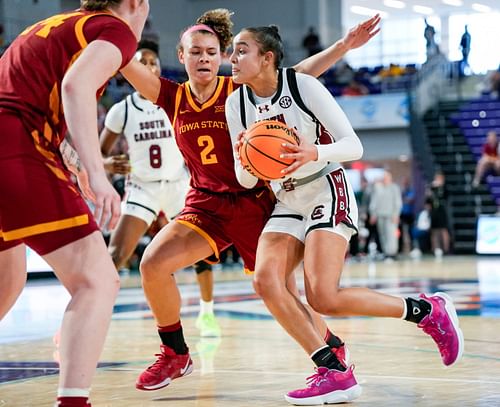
[
  {"xmin": 0, "ymin": 1, "xmax": 149, "ymax": 406},
  {"xmin": 121, "ymin": 9, "xmax": 380, "ymax": 391}
]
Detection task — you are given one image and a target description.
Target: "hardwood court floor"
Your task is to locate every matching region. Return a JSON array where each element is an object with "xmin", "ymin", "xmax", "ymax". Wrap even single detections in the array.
[{"xmin": 1, "ymin": 255, "xmax": 499, "ymax": 406}]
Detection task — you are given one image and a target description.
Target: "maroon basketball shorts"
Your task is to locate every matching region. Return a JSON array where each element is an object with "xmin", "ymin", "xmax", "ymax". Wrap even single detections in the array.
[
  {"xmin": 176, "ymin": 187, "xmax": 275, "ymax": 273},
  {"xmin": 0, "ymin": 111, "xmax": 98, "ymax": 255}
]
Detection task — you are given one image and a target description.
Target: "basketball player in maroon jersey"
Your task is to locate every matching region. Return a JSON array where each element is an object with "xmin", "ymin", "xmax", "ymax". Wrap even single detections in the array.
[
  {"xmin": 0, "ymin": 1, "xmax": 149, "ymax": 406},
  {"xmin": 121, "ymin": 9, "xmax": 380, "ymax": 391}
]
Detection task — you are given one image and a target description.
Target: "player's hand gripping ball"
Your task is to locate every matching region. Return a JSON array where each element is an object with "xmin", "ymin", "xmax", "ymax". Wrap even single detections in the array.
[{"xmin": 239, "ymin": 120, "xmax": 299, "ymax": 180}]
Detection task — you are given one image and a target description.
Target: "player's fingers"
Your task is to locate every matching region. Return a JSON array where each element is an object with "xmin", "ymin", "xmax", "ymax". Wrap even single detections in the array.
[
  {"xmin": 107, "ymin": 194, "xmax": 121, "ymax": 230},
  {"xmin": 99, "ymin": 196, "xmax": 112, "ymax": 229},
  {"xmin": 83, "ymin": 186, "xmax": 97, "ymax": 203},
  {"xmin": 363, "ymin": 14, "xmax": 379, "ymax": 27},
  {"xmin": 93, "ymin": 198, "xmax": 104, "ymax": 227},
  {"xmin": 281, "ymin": 161, "xmax": 302, "ymax": 175},
  {"xmin": 281, "ymin": 142, "xmax": 299, "ymax": 152}
]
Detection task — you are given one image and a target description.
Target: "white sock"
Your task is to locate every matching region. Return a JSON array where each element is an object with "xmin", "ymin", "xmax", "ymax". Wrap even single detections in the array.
[
  {"xmin": 57, "ymin": 388, "xmax": 90, "ymax": 397},
  {"xmin": 309, "ymin": 345, "xmax": 330, "ymax": 359},
  {"xmin": 400, "ymin": 297, "xmax": 407, "ymax": 319},
  {"xmin": 200, "ymin": 299, "xmax": 214, "ymax": 315}
]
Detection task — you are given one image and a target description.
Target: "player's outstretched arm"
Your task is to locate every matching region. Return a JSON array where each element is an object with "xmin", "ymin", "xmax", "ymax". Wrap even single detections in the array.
[
  {"xmin": 293, "ymin": 14, "xmax": 381, "ymax": 78},
  {"xmin": 121, "ymin": 58, "xmax": 161, "ymax": 103}
]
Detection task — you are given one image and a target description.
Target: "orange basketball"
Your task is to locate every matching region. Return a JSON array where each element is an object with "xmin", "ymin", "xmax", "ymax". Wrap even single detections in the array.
[{"xmin": 239, "ymin": 120, "xmax": 299, "ymax": 180}]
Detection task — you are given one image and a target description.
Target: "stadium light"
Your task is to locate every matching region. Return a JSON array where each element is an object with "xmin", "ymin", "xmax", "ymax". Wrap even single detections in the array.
[{"xmin": 384, "ymin": 0, "xmax": 406, "ymax": 9}]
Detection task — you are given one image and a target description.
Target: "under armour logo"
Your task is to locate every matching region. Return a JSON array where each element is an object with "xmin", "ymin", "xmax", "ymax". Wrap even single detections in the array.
[{"xmin": 258, "ymin": 104, "xmax": 270, "ymax": 113}]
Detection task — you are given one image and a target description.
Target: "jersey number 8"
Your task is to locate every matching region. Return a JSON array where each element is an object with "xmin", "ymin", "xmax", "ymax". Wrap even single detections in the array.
[{"xmin": 149, "ymin": 144, "xmax": 162, "ymax": 168}]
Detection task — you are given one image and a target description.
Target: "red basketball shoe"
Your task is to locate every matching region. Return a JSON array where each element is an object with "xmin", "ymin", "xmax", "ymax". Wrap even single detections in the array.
[
  {"xmin": 136, "ymin": 345, "xmax": 193, "ymax": 391},
  {"xmin": 55, "ymin": 397, "xmax": 91, "ymax": 406}
]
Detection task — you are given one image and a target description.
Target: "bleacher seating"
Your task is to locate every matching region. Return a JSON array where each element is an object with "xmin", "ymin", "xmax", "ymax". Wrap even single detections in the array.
[
  {"xmin": 450, "ymin": 96, "xmax": 500, "ymax": 205},
  {"xmin": 421, "ymin": 100, "xmax": 497, "ymax": 253}
]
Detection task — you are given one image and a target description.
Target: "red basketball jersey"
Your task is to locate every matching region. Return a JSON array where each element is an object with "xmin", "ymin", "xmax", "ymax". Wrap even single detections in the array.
[
  {"xmin": 0, "ymin": 10, "xmax": 136, "ymax": 149},
  {"xmin": 156, "ymin": 76, "xmax": 267, "ymax": 193}
]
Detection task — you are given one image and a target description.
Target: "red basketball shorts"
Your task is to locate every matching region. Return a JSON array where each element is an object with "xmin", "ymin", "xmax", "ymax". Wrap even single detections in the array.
[
  {"xmin": 176, "ymin": 187, "xmax": 275, "ymax": 273},
  {"xmin": 0, "ymin": 111, "xmax": 98, "ymax": 255}
]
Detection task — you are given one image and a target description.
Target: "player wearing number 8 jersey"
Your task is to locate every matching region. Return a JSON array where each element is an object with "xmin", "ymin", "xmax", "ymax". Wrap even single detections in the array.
[{"xmin": 0, "ymin": 1, "xmax": 150, "ymax": 406}]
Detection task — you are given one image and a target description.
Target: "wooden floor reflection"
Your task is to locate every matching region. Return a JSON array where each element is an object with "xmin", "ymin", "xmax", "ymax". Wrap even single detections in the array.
[{"xmin": 1, "ymin": 255, "xmax": 499, "ymax": 406}]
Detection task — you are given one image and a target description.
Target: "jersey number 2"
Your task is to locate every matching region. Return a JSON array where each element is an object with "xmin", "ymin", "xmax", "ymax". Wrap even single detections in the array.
[{"xmin": 198, "ymin": 135, "xmax": 218, "ymax": 165}]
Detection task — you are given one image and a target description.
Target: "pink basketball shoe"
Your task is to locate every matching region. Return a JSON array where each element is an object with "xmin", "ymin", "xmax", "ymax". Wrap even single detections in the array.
[
  {"xmin": 418, "ymin": 292, "xmax": 464, "ymax": 366},
  {"xmin": 285, "ymin": 365, "xmax": 362, "ymax": 405}
]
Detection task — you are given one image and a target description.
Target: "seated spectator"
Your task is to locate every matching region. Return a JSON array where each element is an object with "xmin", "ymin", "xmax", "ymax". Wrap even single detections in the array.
[
  {"xmin": 333, "ymin": 59, "xmax": 355, "ymax": 86},
  {"xmin": 378, "ymin": 63, "xmax": 406, "ymax": 78},
  {"xmin": 490, "ymin": 68, "xmax": 500, "ymax": 100},
  {"xmin": 342, "ymin": 79, "xmax": 369, "ymax": 96},
  {"xmin": 472, "ymin": 130, "xmax": 500, "ymax": 187}
]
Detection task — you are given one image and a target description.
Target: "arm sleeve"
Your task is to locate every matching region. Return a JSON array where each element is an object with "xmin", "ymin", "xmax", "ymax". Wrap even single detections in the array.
[
  {"xmin": 103, "ymin": 100, "xmax": 126, "ymax": 134},
  {"xmin": 296, "ymin": 73, "xmax": 363, "ymax": 163},
  {"xmin": 225, "ymin": 92, "xmax": 260, "ymax": 189}
]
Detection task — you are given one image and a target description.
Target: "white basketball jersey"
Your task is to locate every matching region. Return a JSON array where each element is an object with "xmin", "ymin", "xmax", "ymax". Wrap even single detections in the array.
[
  {"xmin": 231, "ymin": 68, "xmax": 336, "ymax": 180},
  {"xmin": 105, "ymin": 92, "xmax": 186, "ymax": 182}
]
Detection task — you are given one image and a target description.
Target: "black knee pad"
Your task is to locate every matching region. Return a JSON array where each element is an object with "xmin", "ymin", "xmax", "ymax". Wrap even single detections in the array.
[{"xmin": 194, "ymin": 260, "xmax": 212, "ymax": 274}]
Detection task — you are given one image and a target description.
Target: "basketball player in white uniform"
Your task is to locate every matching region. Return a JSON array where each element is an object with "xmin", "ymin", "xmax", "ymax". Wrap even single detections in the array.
[
  {"xmin": 226, "ymin": 26, "xmax": 464, "ymax": 405},
  {"xmin": 101, "ymin": 43, "xmax": 219, "ymax": 337}
]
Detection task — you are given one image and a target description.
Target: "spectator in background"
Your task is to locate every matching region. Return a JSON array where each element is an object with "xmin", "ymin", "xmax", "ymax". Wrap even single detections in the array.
[
  {"xmin": 349, "ymin": 176, "xmax": 369, "ymax": 259},
  {"xmin": 332, "ymin": 59, "xmax": 355, "ymax": 86},
  {"xmin": 302, "ymin": 26, "xmax": 322, "ymax": 57},
  {"xmin": 369, "ymin": 170, "xmax": 402, "ymax": 261},
  {"xmin": 342, "ymin": 78, "xmax": 369, "ymax": 96},
  {"xmin": 459, "ymin": 25, "xmax": 471, "ymax": 76},
  {"xmin": 0, "ymin": 23, "xmax": 4, "ymax": 47},
  {"xmin": 489, "ymin": 67, "xmax": 500, "ymax": 100},
  {"xmin": 424, "ymin": 18, "xmax": 439, "ymax": 60},
  {"xmin": 399, "ymin": 176, "xmax": 415, "ymax": 254},
  {"xmin": 410, "ymin": 198, "xmax": 432, "ymax": 258},
  {"xmin": 472, "ymin": 130, "xmax": 500, "ymax": 187},
  {"xmin": 361, "ymin": 179, "xmax": 381, "ymax": 257},
  {"xmin": 378, "ymin": 63, "xmax": 406, "ymax": 78},
  {"xmin": 428, "ymin": 171, "xmax": 451, "ymax": 258}
]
